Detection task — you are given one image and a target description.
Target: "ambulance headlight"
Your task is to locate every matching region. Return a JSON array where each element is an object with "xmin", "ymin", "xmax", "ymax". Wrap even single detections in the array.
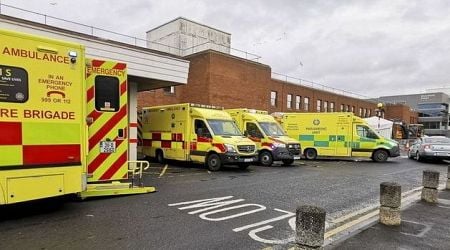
[
  {"xmin": 224, "ymin": 144, "xmax": 237, "ymax": 153},
  {"xmin": 272, "ymin": 142, "xmax": 286, "ymax": 148}
]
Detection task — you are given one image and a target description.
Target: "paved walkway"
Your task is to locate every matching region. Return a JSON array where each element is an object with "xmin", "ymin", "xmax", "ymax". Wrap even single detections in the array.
[{"xmin": 329, "ymin": 190, "xmax": 450, "ymax": 249}]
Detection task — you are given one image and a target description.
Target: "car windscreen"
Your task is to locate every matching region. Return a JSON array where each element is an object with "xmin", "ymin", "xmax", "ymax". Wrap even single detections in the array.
[
  {"xmin": 259, "ymin": 122, "xmax": 286, "ymax": 136},
  {"xmin": 424, "ymin": 137, "xmax": 450, "ymax": 144},
  {"xmin": 207, "ymin": 119, "xmax": 242, "ymax": 136}
]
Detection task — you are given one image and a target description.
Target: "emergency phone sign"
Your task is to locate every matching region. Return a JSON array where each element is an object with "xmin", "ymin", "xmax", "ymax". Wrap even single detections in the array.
[
  {"xmin": 100, "ymin": 140, "xmax": 116, "ymax": 153},
  {"xmin": 0, "ymin": 65, "xmax": 28, "ymax": 103}
]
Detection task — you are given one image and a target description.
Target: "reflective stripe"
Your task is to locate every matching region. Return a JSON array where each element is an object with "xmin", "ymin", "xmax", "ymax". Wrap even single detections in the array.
[
  {"xmin": 22, "ymin": 122, "xmax": 80, "ymax": 144},
  {"xmin": 0, "ymin": 146, "xmax": 22, "ymax": 166}
]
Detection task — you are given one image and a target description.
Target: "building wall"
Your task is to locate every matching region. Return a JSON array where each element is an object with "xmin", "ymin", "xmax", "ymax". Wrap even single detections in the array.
[
  {"xmin": 138, "ymin": 50, "xmax": 380, "ymax": 117},
  {"xmin": 384, "ymin": 104, "xmax": 418, "ymax": 124}
]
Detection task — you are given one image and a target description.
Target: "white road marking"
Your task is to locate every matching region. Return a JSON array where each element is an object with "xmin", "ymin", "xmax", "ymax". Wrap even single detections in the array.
[
  {"xmin": 158, "ymin": 164, "xmax": 168, "ymax": 178},
  {"xmin": 199, "ymin": 204, "xmax": 266, "ymax": 221},
  {"xmin": 233, "ymin": 208, "xmax": 295, "ymax": 232}
]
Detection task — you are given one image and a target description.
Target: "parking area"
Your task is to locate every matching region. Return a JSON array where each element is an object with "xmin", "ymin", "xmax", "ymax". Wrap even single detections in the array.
[{"xmin": 0, "ymin": 157, "xmax": 448, "ymax": 249}]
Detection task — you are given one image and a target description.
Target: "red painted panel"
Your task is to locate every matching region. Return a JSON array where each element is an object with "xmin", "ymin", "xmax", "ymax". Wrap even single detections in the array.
[
  {"xmin": 197, "ymin": 136, "xmax": 212, "ymax": 142},
  {"xmin": 142, "ymin": 139, "xmax": 152, "ymax": 146},
  {"xmin": 23, "ymin": 144, "xmax": 81, "ymax": 165},
  {"xmin": 152, "ymin": 133, "xmax": 161, "ymax": 140},
  {"xmin": 0, "ymin": 122, "xmax": 22, "ymax": 145},
  {"xmin": 113, "ymin": 63, "xmax": 126, "ymax": 70},
  {"xmin": 161, "ymin": 141, "xmax": 172, "ymax": 148},
  {"xmin": 120, "ymin": 81, "xmax": 127, "ymax": 95}
]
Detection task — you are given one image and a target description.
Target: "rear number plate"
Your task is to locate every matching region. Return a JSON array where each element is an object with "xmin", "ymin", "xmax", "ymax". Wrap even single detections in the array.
[
  {"xmin": 294, "ymin": 156, "xmax": 301, "ymax": 160},
  {"xmin": 100, "ymin": 141, "xmax": 116, "ymax": 153},
  {"xmin": 244, "ymin": 158, "xmax": 253, "ymax": 162}
]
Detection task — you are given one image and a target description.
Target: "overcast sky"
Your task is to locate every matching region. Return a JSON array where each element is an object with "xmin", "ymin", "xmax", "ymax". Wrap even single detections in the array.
[{"xmin": 2, "ymin": 0, "xmax": 450, "ymax": 98}]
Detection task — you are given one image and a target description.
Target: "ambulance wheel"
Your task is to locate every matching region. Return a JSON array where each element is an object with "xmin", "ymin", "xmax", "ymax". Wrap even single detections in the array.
[
  {"xmin": 259, "ymin": 151, "xmax": 273, "ymax": 166},
  {"xmin": 156, "ymin": 149, "xmax": 165, "ymax": 164},
  {"xmin": 372, "ymin": 149, "xmax": 388, "ymax": 162},
  {"xmin": 207, "ymin": 153, "xmax": 222, "ymax": 171},
  {"xmin": 282, "ymin": 159, "xmax": 294, "ymax": 166},
  {"xmin": 304, "ymin": 148, "xmax": 317, "ymax": 160},
  {"xmin": 238, "ymin": 164, "xmax": 250, "ymax": 170}
]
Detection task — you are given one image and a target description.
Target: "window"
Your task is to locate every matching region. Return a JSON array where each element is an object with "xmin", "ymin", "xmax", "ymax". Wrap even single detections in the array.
[
  {"xmin": 340, "ymin": 104, "xmax": 344, "ymax": 111},
  {"xmin": 330, "ymin": 102, "xmax": 335, "ymax": 112},
  {"xmin": 364, "ymin": 108, "xmax": 367, "ymax": 117},
  {"xmin": 95, "ymin": 75, "xmax": 119, "ymax": 112},
  {"xmin": 368, "ymin": 109, "xmax": 371, "ymax": 116},
  {"xmin": 287, "ymin": 94, "xmax": 292, "ymax": 109},
  {"xmin": 351, "ymin": 106, "xmax": 355, "ymax": 113},
  {"xmin": 356, "ymin": 125, "xmax": 379, "ymax": 139},
  {"xmin": 359, "ymin": 108, "xmax": 362, "ymax": 117},
  {"xmin": 195, "ymin": 119, "xmax": 211, "ymax": 138},
  {"xmin": 295, "ymin": 96, "xmax": 301, "ymax": 110},
  {"xmin": 347, "ymin": 105, "xmax": 350, "ymax": 112},
  {"xmin": 0, "ymin": 65, "xmax": 28, "ymax": 103},
  {"xmin": 323, "ymin": 101, "xmax": 328, "ymax": 112},
  {"xmin": 246, "ymin": 122, "xmax": 263, "ymax": 138},
  {"xmin": 316, "ymin": 100, "xmax": 322, "ymax": 112},
  {"xmin": 304, "ymin": 97, "xmax": 310, "ymax": 111},
  {"xmin": 270, "ymin": 91, "xmax": 277, "ymax": 106},
  {"xmin": 163, "ymin": 86, "xmax": 175, "ymax": 94}
]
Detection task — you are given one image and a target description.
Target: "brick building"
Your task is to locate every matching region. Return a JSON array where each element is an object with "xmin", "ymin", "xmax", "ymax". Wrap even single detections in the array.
[
  {"xmin": 384, "ymin": 103, "xmax": 419, "ymax": 125},
  {"xmin": 138, "ymin": 50, "xmax": 379, "ymax": 117}
]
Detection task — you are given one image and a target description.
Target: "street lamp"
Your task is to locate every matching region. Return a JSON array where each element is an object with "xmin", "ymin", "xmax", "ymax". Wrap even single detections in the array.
[{"xmin": 375, "ymin": 103, "xmax": 385, "ymax": 130}]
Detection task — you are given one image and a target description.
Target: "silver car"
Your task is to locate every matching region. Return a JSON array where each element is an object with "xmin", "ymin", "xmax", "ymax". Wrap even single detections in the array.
[{"xmin": 408, "ymin": 136, "xmax": 450, "ymax": 161}]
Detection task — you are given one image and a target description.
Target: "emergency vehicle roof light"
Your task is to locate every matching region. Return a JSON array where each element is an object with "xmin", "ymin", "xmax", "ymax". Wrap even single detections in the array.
[{"xmin": 190, "ymin": 103, "xmax": 224, "ymax": 110}]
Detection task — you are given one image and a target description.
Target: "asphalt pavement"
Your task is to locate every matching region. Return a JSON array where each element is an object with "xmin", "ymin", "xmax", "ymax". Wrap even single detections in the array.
[
  {"xmin": 329, "ymin": 189, "xmax": 450, "ymax": 250},
  {"xmin": 0, "ymin": 156, "xmax": 448, "ymax": 249}
]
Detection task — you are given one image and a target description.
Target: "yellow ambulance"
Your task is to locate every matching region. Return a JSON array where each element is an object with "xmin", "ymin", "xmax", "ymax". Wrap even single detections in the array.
[
  {"xmin": 0, "ymin": 29, "xmax": 153, "ymax": 205},
  {"xmin": 141, "ymin": 104, "xmax": 258, "ymax": 171},
  {"xmin": 226, "ymin": 109, "xmax": 301, "ymax": 166},
  {"xmin": 276, "ymin": 112, "xmax": 400, "ymax": 162}
]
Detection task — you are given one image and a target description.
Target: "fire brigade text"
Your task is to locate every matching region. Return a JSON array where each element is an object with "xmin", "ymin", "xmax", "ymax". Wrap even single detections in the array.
[{"xmin": 0, "ymin": 108, "xmax": 75, "ymax": 120}]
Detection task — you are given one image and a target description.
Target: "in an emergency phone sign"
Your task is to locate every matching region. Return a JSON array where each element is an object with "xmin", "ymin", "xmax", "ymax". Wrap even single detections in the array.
[{"xmin": 0, "ymin": 65, "xmax": 28, "ymax": 103}]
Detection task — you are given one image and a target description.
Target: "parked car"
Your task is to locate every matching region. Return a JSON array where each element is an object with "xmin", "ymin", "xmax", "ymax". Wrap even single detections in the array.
[{"xmin": 408, "ymin": 136, "xmax": 450, "ymax": 161}]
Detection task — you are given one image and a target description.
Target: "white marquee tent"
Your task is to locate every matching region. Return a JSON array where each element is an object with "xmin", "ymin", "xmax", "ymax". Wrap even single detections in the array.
[{"xmin": 363, "ymin": 116, "xmax": 394, "ymax": 139}]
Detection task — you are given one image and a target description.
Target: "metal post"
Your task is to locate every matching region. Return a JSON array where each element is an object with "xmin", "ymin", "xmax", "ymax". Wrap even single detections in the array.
[
  {"xmin": 295, "ymin": 205, "xmax": 325, "ymax": 249},
  {"xmin": 379, "ymin": 182, "xmax": 401, "ymax": 226},
  {"xmin": 447, "ymin": 166, "xmax": 450, "ymax": 190},
  {"xmin": 422, "ymin": 170, "xmax": 440, "ymax": 203}
]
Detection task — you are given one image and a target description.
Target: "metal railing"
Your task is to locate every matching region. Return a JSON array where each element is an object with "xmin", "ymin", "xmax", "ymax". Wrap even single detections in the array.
[{"xmin": 272, "ymin": 72, "xmax": 375, "ymax": 100}]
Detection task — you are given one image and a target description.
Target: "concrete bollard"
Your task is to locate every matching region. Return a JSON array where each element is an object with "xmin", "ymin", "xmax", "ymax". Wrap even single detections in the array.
[
  {"xmin": 379, "ymin": 182, "xmax": 401, "ymax": 226},
  {"xmin": 295, "ymin": 205, "xmax": 326, "ymax": 249},
  {"xmin": 446, "ymin": 166, "xmax": 450, "ymax": 190},
  {"xmin": 421, "ymin": 170, "xmax": 440, "ymax": 203}
]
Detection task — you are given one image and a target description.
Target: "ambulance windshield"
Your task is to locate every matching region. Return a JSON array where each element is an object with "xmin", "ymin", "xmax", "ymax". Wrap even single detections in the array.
[
  {"xmin": 259, "ymin": 122, "xmax": 286, "ymax": 137},
  {"xmin": 207, "ymin": 119, "xmax": 242, "ymax": 136}
]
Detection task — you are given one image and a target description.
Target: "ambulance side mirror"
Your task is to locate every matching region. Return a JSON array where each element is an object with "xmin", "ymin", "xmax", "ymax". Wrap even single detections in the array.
[{"xmin": 243, "ymin": 130, "xmax": 249, "ymax": 137}]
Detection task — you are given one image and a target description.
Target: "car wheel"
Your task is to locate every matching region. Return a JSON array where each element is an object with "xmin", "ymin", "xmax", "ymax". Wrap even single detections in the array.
[
  {"xmin": 207, "ymin": 153, "xmax": 222, "ymax": 171},
  {"xmin": 156, "ymin": 149, "xmax": 165, "ymax": 164},
  {"xmin": 259, "ymin": 151, "xmax": 273, "ymax": 166},
  {"xmin": 304, "ymin": 148, "xmax": 317, "ymax": 160},
  {"xmin": 282, "ymin": 159, "xmax": 294, "ymax": 165},
  {"xmin": 372, "ymin": 149, "xmax": 388, "ymax": 162},
  {"xmin": 415, "ymin": 152, "xmax": 422, "ymax": 162}
]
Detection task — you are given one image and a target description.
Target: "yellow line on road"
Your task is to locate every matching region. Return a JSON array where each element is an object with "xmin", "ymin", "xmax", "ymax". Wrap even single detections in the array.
[
  {"xmin": 158, "ymin": 164, "xmax": 168, "ymax": 178},
  {"xmin": 325, "ymin": 210, "xmax": 378, "ymax": 239}
]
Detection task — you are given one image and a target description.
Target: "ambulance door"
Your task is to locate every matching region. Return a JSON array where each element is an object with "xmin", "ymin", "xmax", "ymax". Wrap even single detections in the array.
[
  {"xmin": 190, "ymin": 119, "xmax": 212, "ymax": 163},
  {"xmin": 245, "ymin": 122, "xmax": 263, "ymax": 148},
  {"xmin": 335, "ymin": 124, "xmax": 350, "ymax": 156},
  {"xmin": 351, "ymin": 124, "xmax": 374, "ymax": 157},
  {"xmin": 86, "ymin": 59, "xmax": 128, "ymax": 182}
]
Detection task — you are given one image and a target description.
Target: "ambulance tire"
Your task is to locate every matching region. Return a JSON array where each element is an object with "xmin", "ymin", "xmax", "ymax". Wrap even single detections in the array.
[
  {"xmin": 156, "ymin": 149, "xmax": 165, "ymax": 164},
  {"xmin": 304, "ymin": 148, "xmax": 317, "ymax": 160},
  {"xmin": 282, "ymin": 159, "xmax": 294, "ymax": 166},
  {"xmin": 259, "ymin": 151, "xmax": 273, "ymax": 166},
  {"xmin": 372, "ymin": 149, "xmax": 388, "ymax": 162},
  {"xmin": 207, "ymin": 153, "xmax": 222, "ymax": 171}
]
